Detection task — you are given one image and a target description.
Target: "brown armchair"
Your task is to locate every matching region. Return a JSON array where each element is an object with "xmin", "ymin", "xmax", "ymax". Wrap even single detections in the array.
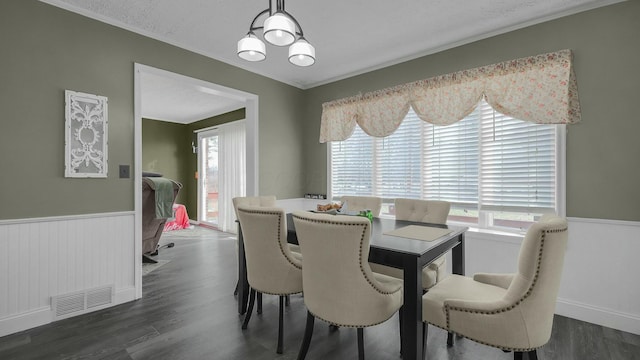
[{"xmin": 142, "ymin": 176, "xmax": 181, "ymax": 263}]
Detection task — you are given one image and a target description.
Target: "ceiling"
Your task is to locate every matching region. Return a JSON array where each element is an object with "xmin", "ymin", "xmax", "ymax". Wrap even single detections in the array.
[
  {"xmin": 140, "ymin": 70, "xmax": 245, "ymax": 124},
  {"xmin": 41, "ymin": 0, "xmax": 623, "ymax": 122}
]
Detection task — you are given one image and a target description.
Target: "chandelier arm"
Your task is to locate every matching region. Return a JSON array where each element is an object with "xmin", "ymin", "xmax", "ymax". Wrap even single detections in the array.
[
  {"xmin": 248, "ymin": 8, "xmax": 270, "ymax": 32},
  {"xmin": 281, "ymin": 10, "xmax": 304, "ymax": 38}
]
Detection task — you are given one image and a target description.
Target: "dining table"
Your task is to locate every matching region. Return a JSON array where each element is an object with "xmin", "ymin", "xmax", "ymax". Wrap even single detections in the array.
[{"xmin": 236, "ymin": 213, "xmax": 468, "ymax": 360}]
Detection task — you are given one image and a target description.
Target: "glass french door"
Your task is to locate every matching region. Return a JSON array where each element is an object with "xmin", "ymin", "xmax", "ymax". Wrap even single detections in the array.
[
  {"xmin": 198, "ymin": 130, "xmax": 219, "ymax": 226},
  {"xmin": 196, "ymin": 120, "xmax": 246, "ymax": 232}
]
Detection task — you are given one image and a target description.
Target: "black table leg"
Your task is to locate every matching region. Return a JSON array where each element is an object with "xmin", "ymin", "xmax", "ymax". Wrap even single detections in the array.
[
  {"xmin": 237, "ymin": 224, "xmax": 249, "ymax": 315},
  {"xmin": 401, "ymin": 256, "xmax": 423, "ymax": 360},
  {"xmin": 451, "ymin": 233, "xmax": 465, "ymax": 276}
]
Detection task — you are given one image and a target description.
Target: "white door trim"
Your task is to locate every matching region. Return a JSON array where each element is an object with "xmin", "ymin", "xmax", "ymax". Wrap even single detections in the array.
[{"xmin": 133, "ymin": 63, "xmax": 259, "ymax": 299}]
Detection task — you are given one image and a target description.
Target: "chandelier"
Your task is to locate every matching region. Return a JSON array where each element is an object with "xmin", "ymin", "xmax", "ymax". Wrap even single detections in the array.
[{"xmin": 237, "ymin": 0, "xmax": 315, "ymax": 67}]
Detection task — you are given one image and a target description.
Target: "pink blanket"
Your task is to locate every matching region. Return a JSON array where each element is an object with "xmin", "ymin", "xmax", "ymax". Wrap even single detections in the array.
[{"xmin": 164, "ymin": 204, "xmax": 190, "ymax": 231}]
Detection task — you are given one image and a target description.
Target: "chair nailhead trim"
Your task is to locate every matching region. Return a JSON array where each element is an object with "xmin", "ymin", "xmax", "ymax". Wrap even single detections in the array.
[
  {"xmin": 308, "ymin": 309, "xmax": 392, "ymax": 329},
  {"xmin": 250, "ymin": 287, "xmax": 302, "ymax": 296},
  {"xmin": 292, "ymin": 214, "xmax": 400, "ymax": 295},
  {"xmin": 443, "ymin": 226, "xmax": 567, "ymax": 351},
  {"xmin": 239, "ymin": 208, "xmax": 302, "ymax": 270},
  {"xmin": 425, "ymin": 321, "xmax": 541, "ymax": 352}
]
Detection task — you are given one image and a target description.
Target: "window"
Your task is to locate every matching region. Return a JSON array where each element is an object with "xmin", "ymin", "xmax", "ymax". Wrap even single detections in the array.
[{"xmin": 329, "ymin": 100, "xmax": 564, "ymax": 232}]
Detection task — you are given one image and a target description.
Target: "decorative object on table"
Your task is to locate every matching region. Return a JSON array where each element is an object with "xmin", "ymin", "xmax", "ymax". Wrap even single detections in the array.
[
  {"xmin": 315, "ymin": 202, "xmax": 342, "ymax": 212},
  {"xmin": 64, "ymin": 90, "xmax": 108, "ymax": 178},
  {"xmin": 358, "ymin": 209, "xmax": 374, "ymax": 222},
  {"xmin": 237, "ymin": 0, "xmax": 315, "ymax": 67}
]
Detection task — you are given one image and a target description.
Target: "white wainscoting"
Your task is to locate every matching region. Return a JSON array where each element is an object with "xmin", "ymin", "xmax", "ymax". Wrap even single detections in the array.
[
  {"xmin": 458, "ymin": 217, "xmax": 640, "ymax": 335},
  {"xmin": 0, "ymin": 212, "xmax": 136, "ymax": 337},
  {"xmin": 1, "ymin": 210, "xmax": 638, "ymax": 337}
]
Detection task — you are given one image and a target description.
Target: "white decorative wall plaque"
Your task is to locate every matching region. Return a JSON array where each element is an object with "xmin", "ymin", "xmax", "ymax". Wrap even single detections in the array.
[{"xmin": 65, "ymin": 90, "xmax": 108, "ymax": 178}]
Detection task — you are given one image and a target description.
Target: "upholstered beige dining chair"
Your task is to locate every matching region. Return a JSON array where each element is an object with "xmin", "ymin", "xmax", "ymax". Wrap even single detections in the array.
[
  {"xmin": 370, "ymin": 198, "xmax": 451, "ymax": 290},
  {"xmin": 236, "ymin": 206, "xmax": 303, "ymax": 354},
  {"xmin": 292, "ymin": 211, "xmax": 403, "ymax": 360},
  {"xmin": 232, "ymin": 196, "xmax": 278, "ymax": 300},
  {"xmin": 340, "ymin": 195, "xmax": 383, "ymax": 217},
  {"xmin": 232, "ymin": 195, "xmax": 277, "ymax": 216},
  {"xmin": 422, "ymin": 214, "xmax": 568, "ymax": 360}
]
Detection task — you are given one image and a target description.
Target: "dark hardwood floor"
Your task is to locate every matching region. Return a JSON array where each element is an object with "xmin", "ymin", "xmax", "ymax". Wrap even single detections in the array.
[{"xmin": 1, "ymin": 226, "xmax": 638, "ymax": 360}]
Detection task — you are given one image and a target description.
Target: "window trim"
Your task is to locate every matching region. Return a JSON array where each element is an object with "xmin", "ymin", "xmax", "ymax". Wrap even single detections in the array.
[{"xmin": 326, "ymin": 115, "xmax": 566, "ymax": 235}]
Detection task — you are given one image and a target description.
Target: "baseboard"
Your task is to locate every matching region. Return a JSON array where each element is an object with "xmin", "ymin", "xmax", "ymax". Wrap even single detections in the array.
[
  {"xmin": 556, "ymin": 297, "xmax": 640, "ymax": 335},
  {"xmin": 0, "ymin": 287, "xmax": 137, "ymax": 339},
  {"xmin": 114, "ymin": 286, "xmax": 136, "ymax": 305},
  {"xmin": 0, "ymin": 307, "xmax": 51, "ymax": 338}
]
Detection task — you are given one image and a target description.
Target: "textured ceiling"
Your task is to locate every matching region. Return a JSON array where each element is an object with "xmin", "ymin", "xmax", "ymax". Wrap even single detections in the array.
[
  {"xmin": 41, "ymin": 0, "xmax": 623, "ymax": 90},
  {"xmin": 40, "ymin": 0, "xmax": 623, "ymax": 123},
  {"xmin": 140, "ymin": 71, "xmax": 244, "ymax": 124}
]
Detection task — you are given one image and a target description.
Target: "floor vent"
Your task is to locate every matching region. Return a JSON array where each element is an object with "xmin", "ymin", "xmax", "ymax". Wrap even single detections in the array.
[{"xmin": 52, "ymin": 285, "xmax": 114, "ymax": 320}]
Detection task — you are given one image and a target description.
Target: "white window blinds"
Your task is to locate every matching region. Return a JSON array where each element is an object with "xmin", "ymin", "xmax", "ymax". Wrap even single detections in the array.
[
  {"xmin": 330, "ymin": 127, "xmax": 373, "ymax": 196},
  {"xmin": 374, "ymin": 113, "xmax": 423, "ymax": 199},
  {"xmin": 330, "ymin": 99, "xmax": 560, "ymax": 228},
  {"xmin": 423, "ymin": 112, "xmax": 479, "ymax": 208},
  {"xmin": 477, "ymin": 103, "xmax": 556, "ymax": 213}
]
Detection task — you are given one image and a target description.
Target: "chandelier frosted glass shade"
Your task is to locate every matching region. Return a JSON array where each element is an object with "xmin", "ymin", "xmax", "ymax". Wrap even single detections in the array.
[
  {"xmin": 237, "ymin": 1, "xmax": 315, "ymax": 66},
  {"xmin": 263, "ymin": 13, "xmax": 296, "ymax": 46},
  {"xmin": 288, "ymin": 38, "xmax": 315, "ymax": 67},
  {"xmin": 237, "ymin": 34, "xmax": 266, "ymax": 62}
]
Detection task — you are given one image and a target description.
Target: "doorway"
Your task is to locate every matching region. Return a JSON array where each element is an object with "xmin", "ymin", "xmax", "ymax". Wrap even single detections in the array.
[{"xmin": 134, "ymin": 63, "xmax": 259, "ymax": 299}]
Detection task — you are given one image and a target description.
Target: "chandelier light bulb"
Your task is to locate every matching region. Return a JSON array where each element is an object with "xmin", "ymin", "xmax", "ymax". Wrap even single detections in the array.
[
  {"xmin": 263, "ymin": 13, "xmax": 295, "ymax": 46},
  {"xmin": 288, "ymin": 38, "xmax": 315, "ymax": 67},
  {"xmin": 238, "ymin": 1, "xmax": 315, "ymax": 65},
  {"xmin": 237, "ymin": 33, "xmax": 266, "ymax": 62}
]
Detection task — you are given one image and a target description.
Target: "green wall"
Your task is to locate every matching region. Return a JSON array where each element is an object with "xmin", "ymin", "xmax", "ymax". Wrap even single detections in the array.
[
  {"xmin": 141, "ymin": 119, "xmax": 190, "ymax": 206},
  {"xmin": 302, "ymin": 1, "xmax": 640, "ymax": 222},
  {"xmin": 141, "ymin": 108, "xmax": 245, "ymax": 220},
  {"xmin": 1, "ymin": 1, "xmax": 638, "ymax": 222},
  {"xmin": 0, "ymin": 1, "xmax": 306, "ymax": 220}
]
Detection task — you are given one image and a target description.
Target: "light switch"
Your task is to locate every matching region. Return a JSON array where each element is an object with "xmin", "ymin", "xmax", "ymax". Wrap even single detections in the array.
[{"xmin": 119, "ymin": 165, "xmax": 130, "ymax": 178}]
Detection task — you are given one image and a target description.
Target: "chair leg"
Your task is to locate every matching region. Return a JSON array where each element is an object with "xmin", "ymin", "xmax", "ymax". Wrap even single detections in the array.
[
  {"xmin": 285, "ymin": 294, "xmax": 290, "ymax": 306},
  {"xmin": 398, "ymin": 307, "xmax": 403, "ymax": 355},
  {"xmin": 233, "ymin": 280, "xmax": 239, "ymax": 296},
  {"xmin": 422, "ymin": 322, "xmax": 428, "ymax": 356},
  {"xmin": 357, "ymin": 328, "xmax": 365, "ymax": 360},
  {"xmin": 527, "ymin": 350, "xmax": 538, "ymax": 360},
  {"xmin": 242, "ymin": 288, "xmax": 256, "ymax": 330},
  {"xmin": 514, "ymin": 352, "xmax": 524, "ymax": 360},
  {"xmin": 297, "ymin": 311, "xmax": 315, "ymax": 360},
  {"xmin": 257, "ymin": 292, "xmax": 263, "ymax": 314},
  {"xmin": 447, "ymin": 332, "xmax": 454, "ymax": 346},
  {"xmin": 277, "ymin": 296, "xmax": 284, "ymax": 354}
]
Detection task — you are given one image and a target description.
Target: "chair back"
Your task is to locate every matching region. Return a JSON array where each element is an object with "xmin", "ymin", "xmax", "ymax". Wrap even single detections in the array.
[
  {"xmin": 292, "ymin": 211, "xmax": 402, "ymax": 327},
  {"xmin": 504, "ymin": 214, "xmax": 568, "ymax": 347},
  {"xmin": 340, "ymin": 196, "xmax": 383, "ymax": 217},
  {"xmin": 232, "ymin": 195, "xmax": 277, "ymax": 217},
  {"xmin": 394, "ymin": 198, "xmax": 450, "ymax": 224},
  {"xmin": 236, "ymin": 206, "xmax": 302, "ymax": 295}
]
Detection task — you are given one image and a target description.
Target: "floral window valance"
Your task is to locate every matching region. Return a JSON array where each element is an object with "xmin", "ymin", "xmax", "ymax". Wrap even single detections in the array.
[{"xmin": 319, "ymin": 49, "xmax": 581, "ymax": 143}]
